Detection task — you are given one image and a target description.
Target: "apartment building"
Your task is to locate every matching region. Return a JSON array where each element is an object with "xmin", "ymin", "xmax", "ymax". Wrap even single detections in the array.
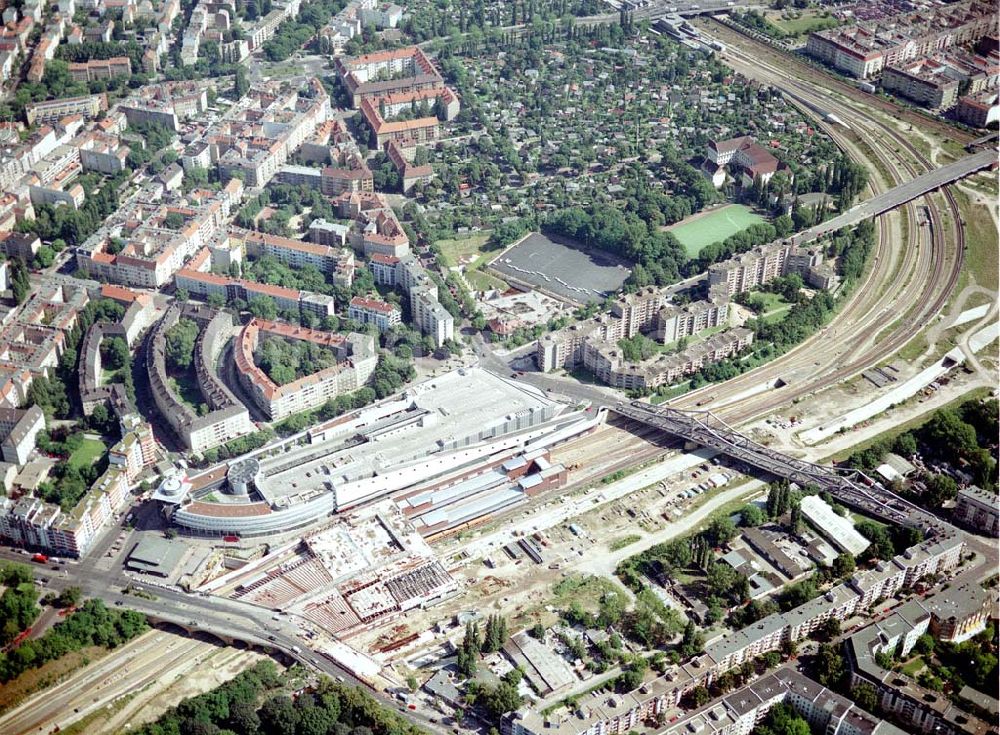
[
  {"xmin": 882, "ymin": 51, "xmax": 998, "ymax": 110},
  {"xmin": 332, "ymin": 190, "xmax": 411, "ymax": 258},
  {"xmin": 335, "ymin": 46, "xmax": 445, "ymax": 108},
  {"xmin": 386, "ymin": 140, "xmax": 433, "ymax": 193},
  {"xmin": 368, "ymin": 253, "xmax": 400, "ymax": 286},
  {"xmin": 25, "ymin": 94, "xmax": 107, "ymax": 126},
  {"xmin": 708, "ymin": 241, "xmax": 794, "ymax": 297},
  {"xmin": 0, "ymin": 407, "xmax": 157, "ymax": 557},
  {"xmin": 348, "ymin": 295, "xmax": 401, "ymax": 332},
  {"xmin": 241, "ymin": 229, "xmax": 355, "ymax": 287},
  {"xmin": 121, "ymin": 81, "xmax": 209, "ymax": 131},
  {"xmin": 147, "ymin": 305, "xmax": 256, "ymax": 454},
  {"xmin": 952, "ymin": 485, "xmax": 999, "ymax": 536},
  {"xmin": 583, "ymin": 328, "xmax": 754, "ymax": 391},
  {"xmin": 0, "ymin": 281, "xmax": 90, "ymax": 399},
  {"xmin": 661, "ymin": 669, "xmax": 906, "ymax": 735},
  {"xmin": 68, "ymin": 56, "xmax": 131, "ymax": 82},
  {"xmin": 25, "ymin": 144, "xmax": 86, "ymax": 209},
  {"xmin": 411, "ymin": 286, "xmax": 455, "ymax": 346},
  {"xmin": 846, "ymin": 592, "xmax": 993, "ymax": 734},
  {"xmin": 76, "ymin": 131, "xmax": 130, "ymax": 175},
  {"xmin": 387, "ymin": 253, "xmax": 454, "ymax": 347},
  {"xmin": 212, "ymin": 77, "xmax": 330, "ymax": 188},
  {"xmin": 308, "ymin": 219, "xmax": 350, "ymax": 249},
  {"xmin": 359, "ymin": 1, "xmax": 402, "ymax": 28},
  {"xmin": 654, "ymin": 299, "xmax": 729, "ymax": 344},
  {"xmin": 956, "ymin": 90, "xmax": 1000, "ymax": 127},
  {"xmin": 76, "ymin": 180, "xmax": 244, "ymax": 288},
  {"xmin": 0, "ymin": 231, "xmax": 41, "ymax": 260},
  {"xmin": 176, "ymin": 246, "xmax": 337, "ymax": 319},
  {"xmin": 234, "ymin": 319, "xmax": 377, "ymax": 421},
  {"xmin": 0, "ymin": 405, "xmax": 45, "ymax": 465},
  {"xmin": 536, "ymin": 287, "xmax": 734, "ymax": 382},
  {"xmin": 359, "ymin": 86, "xmax": 459, "ymax": 149},
  {"xmin": 0, "ymin": 465, "xmax": 130, "ymax": 557},
  {"xmin": 506, "ymin": 535, "xmax": 968, "ymax": 735},
  {"xmin": 806, "ymin": 0, "xmax": 995, "ymax": 79}
]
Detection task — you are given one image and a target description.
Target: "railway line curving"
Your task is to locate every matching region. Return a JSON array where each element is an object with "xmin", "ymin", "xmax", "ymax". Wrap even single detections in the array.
[{"xmin": 668, "ymin": 23, "xmax": 969, "ymax": 427}]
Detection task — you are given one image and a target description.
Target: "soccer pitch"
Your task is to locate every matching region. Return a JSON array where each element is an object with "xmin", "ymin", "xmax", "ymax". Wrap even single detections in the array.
[{"xmin": 667, "ymin": 204, "xmax": 766, "ymax": 259}]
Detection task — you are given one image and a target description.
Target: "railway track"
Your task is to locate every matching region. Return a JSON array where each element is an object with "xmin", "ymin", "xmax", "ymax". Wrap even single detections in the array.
[{"xmin": 668, "ymin": 24, "xmax": 967, "ymax": 426}]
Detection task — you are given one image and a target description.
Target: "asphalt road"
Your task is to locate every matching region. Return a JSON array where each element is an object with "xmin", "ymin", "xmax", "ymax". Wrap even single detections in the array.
[
  {"xmin": 0, "ymin": 545, "xmax": 448, "ymax": 734},
  {"xmin": 793, "ymin": 149, "xmax": 998, "ymax": 245}
]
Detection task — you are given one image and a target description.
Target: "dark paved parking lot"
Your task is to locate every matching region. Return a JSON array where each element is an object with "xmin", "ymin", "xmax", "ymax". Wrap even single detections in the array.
[{"xmin": 489, "ymin": 233, "xmax": 631, "ymax": 304}]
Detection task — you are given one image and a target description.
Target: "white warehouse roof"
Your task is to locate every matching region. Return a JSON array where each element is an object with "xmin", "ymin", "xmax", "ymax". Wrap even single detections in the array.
[{"xmin": 800, "ymin": 495, "xmax": 871, "ymax": 557}]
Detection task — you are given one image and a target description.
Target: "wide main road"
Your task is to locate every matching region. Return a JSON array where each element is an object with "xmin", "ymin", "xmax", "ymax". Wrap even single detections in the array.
[{"xmin": 0, "ymin": 547, "xmax": 448, "ymax": 734}]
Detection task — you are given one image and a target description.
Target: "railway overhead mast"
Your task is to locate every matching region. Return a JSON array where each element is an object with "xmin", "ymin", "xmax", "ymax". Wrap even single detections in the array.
[{"xmin": 615, "ymin": 402, "xmax": 952, "ymax": 535}]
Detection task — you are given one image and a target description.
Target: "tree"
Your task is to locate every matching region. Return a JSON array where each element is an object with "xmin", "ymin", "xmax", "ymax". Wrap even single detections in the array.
[
  {"xmin": 852, "ymin": 682, "xmax": 879, "ymax": 713},
  {"xmin": 101, "ymin": 336, "xmax": 130, "ymax": 370},
  {"xmin": 529, "ymin": 622, "xmax": 546, "ymax": 640},
  {"xmin": 814, "ymin": 643, "xmax": 845, "ymax": 688},
  {"xmin": 913, "ymin": 633, "xmax": 935, "ymax": 656},
  {"xmin": 821, "ymin": 617, "xmax": 841, "ymax": 640},
  {"xmin": 856, "ymin": 521, "xmax": 895, "ymax": 561},
  {"xmin": 233, "ymin": 65, "xmax": 250, "ymax": 98},
  {"xmin": 756, "ymin": 703, "xmax": 811, "ymax": 735},
  {"xmin": 831, "ymin": 553, "xmax": 856, "ymax": 579},
  {"xmin": 10, "ymin": 258, "xmax": 30, "ymax": 304},
  {"xmin": 739, "ymin": 504, "xmax": 765, "ymax": 527},
  {"xmin": 690, "ymin": 686, "xmax": 710, "ymax": 707},
  {"xmin": 163, "ymin": 212, "xmax": 186, "ymax": 230},
  {"xmin": 57, "ymin": 586, "xmax": 82, "ymax": 608},
  {"xmin": 924, "ymin": 473, "xmax": 958, "ymax": 508},
  {"xmin": 258, "ymin": 695, "xmax": 297, "ymax": 735},
  {"xmin": 457, "ymin": 621, "xmax": 481, "ymax": 677},
  {"xmin": 482, "ymin": 614, "xmax": 508, "ymax": 654},
  {"xmin": 707, "ymin": 516, "xmax": 736, "ymax": 547},
  {"xmin": 165, "ymin": 318, "xmax": 199, "ymax": 370},
  {"xmin": 678, "ymin": 620, "xmax": 703, "ymax": 658},
  {"xmin": 226, "ymin": 699, "xmax": 260, "ymax": 734},
  {"xmin": 248, "ymin": 296, "xmax": 278, "ymax": 321}
]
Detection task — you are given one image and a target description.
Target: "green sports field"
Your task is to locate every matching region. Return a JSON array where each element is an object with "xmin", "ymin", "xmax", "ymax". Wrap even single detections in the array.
[{"xmin": 667, "ymin": 205, "xmax": 766, "ymax": 259}]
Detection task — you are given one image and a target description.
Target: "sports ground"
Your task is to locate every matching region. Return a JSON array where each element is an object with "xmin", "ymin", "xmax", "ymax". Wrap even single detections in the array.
[{"xmin": 666, "ymin": 204, "xmax": 766, "ymax": 259}]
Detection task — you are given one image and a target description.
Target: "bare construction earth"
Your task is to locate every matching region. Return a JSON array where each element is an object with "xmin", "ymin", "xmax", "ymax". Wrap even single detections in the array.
[{"xmin": 0, "ymin": 629, "xmax": 269, "ymax": 735}]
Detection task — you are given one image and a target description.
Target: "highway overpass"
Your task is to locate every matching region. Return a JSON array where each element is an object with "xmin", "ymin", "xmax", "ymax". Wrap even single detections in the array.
[
  {"xmin": 615, "ymin": 402, "xmax": 949, "ymax": 533},
  {"xmin": 793, "ymin": 148, "xmax": 997, "ymax": 246}
]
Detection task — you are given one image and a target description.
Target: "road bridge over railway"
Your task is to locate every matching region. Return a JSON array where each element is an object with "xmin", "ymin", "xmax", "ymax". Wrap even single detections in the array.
[
  {"xmin": 791, "ymin": 148, "xmax": 996, "ymax": 246},
  {"xmin": 615, "ymin": 402, "xmax": 947, "ymax": 532}
]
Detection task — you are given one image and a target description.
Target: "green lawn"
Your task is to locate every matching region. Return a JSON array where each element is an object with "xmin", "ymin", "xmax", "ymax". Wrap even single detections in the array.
[
  {"xmin": 954, "ymin": 188, "xmax": 999, "ymax": 292},
  {"xmin": 767, "ymin": 11, "xmax": 839, "ymax": 37},
  {"xmin": 435, "ymin": 232, "xmax": 493, "ymax": 268},
  {"xmin": 465, "ymin": 269, "xmax": 508, "ymax": 292},
  {"xmin": 751, "ymin": 292, "xmax": 793, "ymax": 324},
  {"xmin": 666, "ymin": 205, "xmax": 766, "ymax": 259},
  {"xmin": 551, "ymin": 574, "xmax": 622, "ymax": 614},
  {"xmin": 900, "ymin": 656, "xmax": 926, "ymax": 677},
  {"xmin": 68, "ymin": 438, "xmax": 107, "ymax": 471},
  {"xmin": 651, "ymin": 381, "xmax": 693, "ymax": 404},
  {"xmin": 609, "ymin": 534, "xmax": 642, "ymax": 551},
  {"xmin": 168, "ymin": 373, "xmax": 208, "ymax": 416}
]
